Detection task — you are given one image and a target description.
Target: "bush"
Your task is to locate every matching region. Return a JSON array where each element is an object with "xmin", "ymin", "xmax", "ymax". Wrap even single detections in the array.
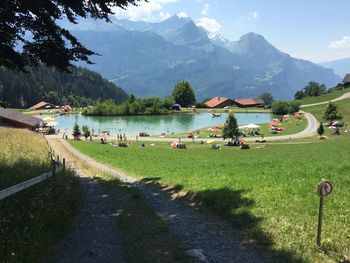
[
  {"xmin": 272, "ymin": 101, "xmax": 300, "ymax": 115},
  {"xmin": 271, "ymin": 101, "xmax": 291, "ymax": 115}
]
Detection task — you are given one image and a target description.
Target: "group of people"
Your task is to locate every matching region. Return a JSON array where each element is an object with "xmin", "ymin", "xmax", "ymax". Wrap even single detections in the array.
[{"xmin": 117, "ymin": 133, "xmax": 127, "ymax": 141}]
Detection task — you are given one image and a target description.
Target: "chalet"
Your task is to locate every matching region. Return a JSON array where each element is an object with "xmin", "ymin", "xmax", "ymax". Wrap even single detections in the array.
[
  {"xmin": 0, "ymin": 108, "xmax": 41, "ymax": 130},
  {"xmin": 343, "ymin": 74, "xmax": 350, "ymax": 85},
  {"xmin": 205, "ymin": 97, "xmax": 233, "ymax": 108},
  {"xmin": 29, "ymin": 101, "xmax": 58, "ymax": 111},
  {"xmin": 234, "ymin": 98, "xmax": 265, "ymax": 108}
]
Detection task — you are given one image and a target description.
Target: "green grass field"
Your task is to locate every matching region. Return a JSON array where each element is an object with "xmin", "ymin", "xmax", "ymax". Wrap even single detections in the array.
[
  {"xmin": 297, "ymin": 88, "xmax": 350, "ymax": 105},
  {"xmin": 0, "ymin": 127, "xmax": 51, "ymax": 189},
  {"xmin": 0, "ymin": 127, "xmax": 80, "ymax": 262},
  {"xmin": 70, "ymin": 139, "xmax": 350, "ymax": 263},
  {"xmin": 306, "ymin": 98, "xmax": 350, "ymax": 138}
]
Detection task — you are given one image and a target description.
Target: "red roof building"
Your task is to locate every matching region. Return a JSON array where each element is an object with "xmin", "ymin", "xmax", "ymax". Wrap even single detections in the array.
[
  {"xmin": 29, "ymin": 101, "xmax": 58, "ymax": 110},
  {"xmin": 234, "ymin": 98, "xmax": 265, "ymax": 107},
  {"xmin": 205, "ymin": 97, "xmax": 233, "ymax": 108},
  {"xmin": 0, "ymin": 108, "xmax": 41, "ymax": 130}
]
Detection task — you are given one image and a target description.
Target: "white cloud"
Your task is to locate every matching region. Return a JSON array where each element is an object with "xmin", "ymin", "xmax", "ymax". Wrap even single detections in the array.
[
  {"xmin": 329, "ymin": 36, "xmax": 350, "ymax": 50},
  {"xmin": 201, "ymin": 4, "xmax": 210, "ymax": 16},
  {"xmin": 196, "ymin": 17, "xmax": 221, "ymax": 33},
  {"xmin": 112, "ymin": 0, "xmax": 178, "ymax": 22},
  {"xmin": 248, "ymin": 11, "xmax": 259, "ymax": 20},
  {"xmin": 177, "ymin": 12, "xmax": 189, "ymax": 18}
]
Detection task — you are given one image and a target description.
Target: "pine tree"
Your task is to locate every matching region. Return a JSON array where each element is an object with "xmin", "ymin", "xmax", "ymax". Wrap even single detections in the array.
[
  {"xmin": 222, "ymin": 113, "xmax": 240, "ymax": 141},
  {"xmin": 323, "ymin": 102, "xmax": 343, "ymax": 122},
  {"xmin": 72, "ymin": 123, "xmax": 81, "ymax": 137},
  {"xmin": 81, "ymin": 125, "xmax": 91, "ymax": 139},
  {"xmin": 317, "ymin": 122, "xmax": 324, "ymax": 137}
]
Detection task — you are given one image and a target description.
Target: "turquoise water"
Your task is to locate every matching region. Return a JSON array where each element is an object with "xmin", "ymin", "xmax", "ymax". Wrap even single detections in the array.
[{"xmin": 38, "ymin": 112, "xmax": 273, "ymax": 135}]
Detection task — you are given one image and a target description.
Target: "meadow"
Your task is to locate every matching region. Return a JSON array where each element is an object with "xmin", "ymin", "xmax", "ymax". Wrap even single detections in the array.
[
  {"xmin": 70, "ymin": 138, "xmax": 350, "ymax": 263},
  {"xmin": 297, "ymin": 88, "xmax": 350, "ymax": 105},
  {"xmin": 0, "ymin": 127, "xmax": 80, "ymax": 262}
]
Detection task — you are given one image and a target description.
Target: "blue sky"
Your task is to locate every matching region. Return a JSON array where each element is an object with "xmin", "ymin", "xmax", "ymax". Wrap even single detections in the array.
[{"xmin": 110, "ymin": 0, "xmax": 350, "ymax": 63}]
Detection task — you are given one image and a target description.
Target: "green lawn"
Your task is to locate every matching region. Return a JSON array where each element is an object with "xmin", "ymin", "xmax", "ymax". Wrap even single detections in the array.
[
  {"xmin": 70, "ymin": 139, "xmax": 350, "ymax": 263},
  {"xmin": 297, "ymin": 88, "xmax": 350, "ymax": 105},
  {"xmin": 0, "ymin": 127, "xmax": 51, "ymax": 189},
  {"xmin": 306, "ymin": 98, "xmax": 350, "ymax": 138}
]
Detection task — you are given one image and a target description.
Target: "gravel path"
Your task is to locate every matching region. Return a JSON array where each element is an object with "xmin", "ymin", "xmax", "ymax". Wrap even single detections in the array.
[
  {"xmin": 47, "ymin": 140, "xmax": 125, "ymax": 263},
  {"xmin": 49, "ymin": 138, "xmax": 269, "ymax": 263}
]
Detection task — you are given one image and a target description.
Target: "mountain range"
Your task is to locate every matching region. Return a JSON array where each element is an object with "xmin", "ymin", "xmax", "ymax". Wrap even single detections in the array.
[
  {"xmin": 319, "ymin": 57, "xmax": 350, "ymax": 78},
  {"xmin": 72, "ymin": 15, "xmax": 341, "ymax": 100}
]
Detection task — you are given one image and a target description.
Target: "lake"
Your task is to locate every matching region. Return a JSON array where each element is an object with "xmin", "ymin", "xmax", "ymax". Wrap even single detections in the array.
[{"xmin": 39, "ymin": 112, "xmax": 273, "ymax": 136}]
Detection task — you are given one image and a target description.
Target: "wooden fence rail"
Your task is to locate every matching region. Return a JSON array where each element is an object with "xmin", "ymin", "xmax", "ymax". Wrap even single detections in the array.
[
  {"xmin": 0, "ymin": 165, "xmax": 63, "ymax": 200},
  {"xmin": 0, "ymin": 137, "xmax": 66, "ymax": 201}
]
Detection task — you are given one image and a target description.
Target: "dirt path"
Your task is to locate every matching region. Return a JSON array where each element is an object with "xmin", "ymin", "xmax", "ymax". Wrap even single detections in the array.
[
  {"xmin": 47, "ymin": 140, "xmax": 126, "ymax": 263},
  {"xmin": 49, "ymin": 138, "xmax": 269, "ymax": 263}
]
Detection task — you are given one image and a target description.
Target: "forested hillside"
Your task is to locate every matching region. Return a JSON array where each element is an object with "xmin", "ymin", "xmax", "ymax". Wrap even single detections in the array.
[{"xmin": 0, "ymin": 66, "xmax": 128, "ymax": 108}]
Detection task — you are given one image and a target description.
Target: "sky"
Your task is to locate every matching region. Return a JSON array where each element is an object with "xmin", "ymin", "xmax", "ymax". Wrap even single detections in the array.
[{"xmin": 110, "ymin": 0, "xmax": 350, "ymax": 63}]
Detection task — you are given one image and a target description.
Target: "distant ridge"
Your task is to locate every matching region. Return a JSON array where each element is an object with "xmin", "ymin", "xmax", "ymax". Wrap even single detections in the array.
[
  {"xmin": 71, "ymin": 14, "xmax": 341, "ymax": 100},
  {"xmin": 319, "ymin": 57, "xmax": 350, "ymax": 78}
]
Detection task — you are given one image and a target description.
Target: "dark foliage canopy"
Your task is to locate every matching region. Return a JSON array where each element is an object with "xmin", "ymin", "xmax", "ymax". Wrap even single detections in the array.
[
  {"xmin": 294, "ymin": 81, "xmax": 327, "ymax": 100},
  {"xmin": 222, "ymin": 113, "xmax": 240, "ymax": 140},
  {"xmin": 0, "ymin": 66, "xmax": 128, "ymax": 108},
  {"xmin": 172, "ymin": 80, "xmax": 196, "ymax": 107},
  {"xmin": 0, "ymin": 0, "xmax": 143, "ymax": 71},
  {"xmin": 323, "ymin": 102, "xmax": 343, "ymax": 122}
]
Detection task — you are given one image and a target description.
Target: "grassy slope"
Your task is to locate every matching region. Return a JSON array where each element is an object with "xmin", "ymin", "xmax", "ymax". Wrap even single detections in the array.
[
  {"xmin": 0, "ymin": 128, "xmax": 80, "ymax": 262},
  {"xmin": 297, "ymin": 88, "xmax": 349, "ymax": 105},
  {"xmin": 70, "ymin": 139, "xmax": 350, "ymax": 263},
  {"xmin": 306, "ymin": 98, "xmax": 350, "ymax": 138},
  {"xmin": 0, "ymin": 127, "xmax": 50, "ymax": 189}
]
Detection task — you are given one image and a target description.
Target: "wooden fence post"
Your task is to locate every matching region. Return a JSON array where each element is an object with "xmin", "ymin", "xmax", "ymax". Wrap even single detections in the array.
[
  {"xmin": 57, "ymin": 155, "xmax": 59, "ymax": 162},
  {"xmin": 52, "ymin": 158, "xmax": 56, "ymax": 176},
  {"xmin": 63, "ymin": 158, "xmax": 66, "ymax": 173}
]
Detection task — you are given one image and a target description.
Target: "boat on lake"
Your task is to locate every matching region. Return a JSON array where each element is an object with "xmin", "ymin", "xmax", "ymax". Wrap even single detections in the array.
[{"xmin": 212, "ymin": 113, "xmax": 222, "ymax": 117}]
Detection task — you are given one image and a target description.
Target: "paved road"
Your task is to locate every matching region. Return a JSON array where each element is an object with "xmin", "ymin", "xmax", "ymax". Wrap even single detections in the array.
[{"xmin": 300, "ymin": 92, "xmax": 350, "ymax": 108}]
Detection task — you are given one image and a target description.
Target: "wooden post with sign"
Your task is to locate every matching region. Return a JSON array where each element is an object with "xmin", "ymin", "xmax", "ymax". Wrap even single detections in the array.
[{"xmin": 316, "ymin": 179, "xmax": 333, "ymax": 247}]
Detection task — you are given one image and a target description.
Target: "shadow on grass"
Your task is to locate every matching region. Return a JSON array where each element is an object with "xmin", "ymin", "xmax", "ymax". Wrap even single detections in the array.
[
  {"xmin": 0, "ymin": 158, "xmax": 51, "ymax": 189},
  {"xmin": 140, "ymin": 177, "xmax": 307, "ymax": 263},
  {"xmin": 0, "ymin": 169, "xmax": 80, "ymax": 262}
]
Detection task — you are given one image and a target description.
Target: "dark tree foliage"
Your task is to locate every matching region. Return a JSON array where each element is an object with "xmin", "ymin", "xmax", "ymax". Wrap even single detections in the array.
[
  {"xmin": 0, "ymin": 0, "xmax": 144, "ymax": 71},
  {"xmin": 222, "ymin": 113, "xmax": 240, "ymax": 141},
  {"xmin": 81, "ymin": 125, "xmax": 91, "ymax": 139},
  {"xmin": 271, "ymin": 101, "xmax": 300, "ymax": 115},
  {"xmin": 172, "ymin": 80, "xmax": 196, "ymax": 107},
  {"xmin": 0, "ymin": 66, "xmax": 128, "ymax": 108},
  {"xmin": 317, "ymin": 122, "xmax": 324, "ymax": 137},
  {"xmin": 294, "ymin": 81, "xmax": 327, "ymax": 100},
  {"xmin": 86, "ymin": 97, "xmax": 172, "ymax": 116},
  {"xmin": 72, "ymin": 122, "xmax": 81, "ymax": 137},
  {"xmin": 259, "ymin": 92, "xmax": 274, "ymax": 105},
  {"xmin": 323, "ymin": 102, "xmax": 343, "ymax": 122}
]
